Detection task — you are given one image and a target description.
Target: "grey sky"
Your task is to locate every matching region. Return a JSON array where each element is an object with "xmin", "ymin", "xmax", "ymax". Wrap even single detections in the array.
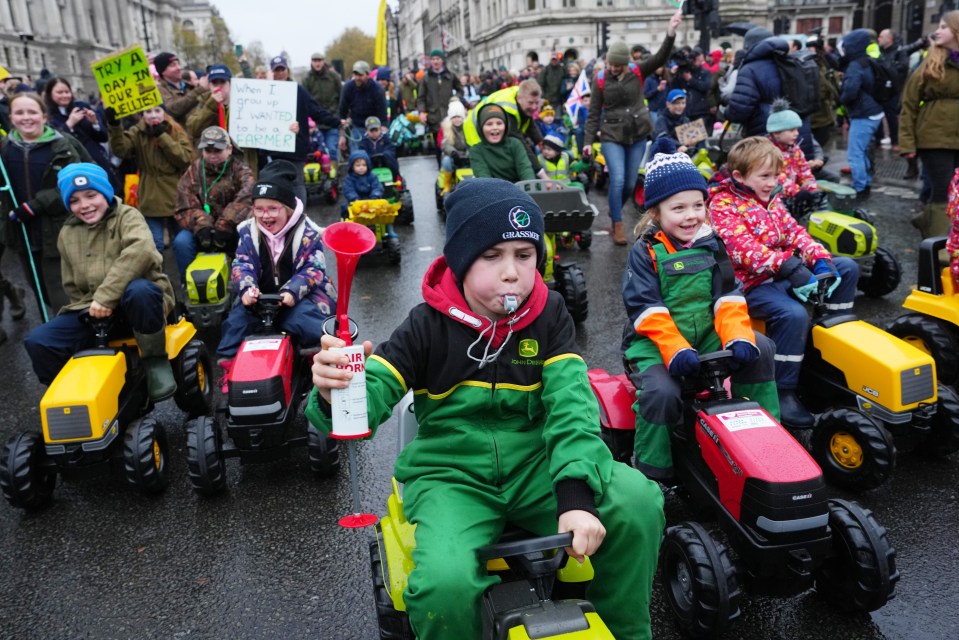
[{"xmin": 215, "ymin": 0, "xmax": 386, "ymax": 68}]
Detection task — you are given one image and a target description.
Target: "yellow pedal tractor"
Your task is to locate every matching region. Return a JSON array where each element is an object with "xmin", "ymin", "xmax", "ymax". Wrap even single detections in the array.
[
  {"xmin": 183, "ymin": 252, "xmax": 233, "ymax": 341},
  {"xmin": 587, "ymin": 142, "xmax": 606, "ymax": 192},
  {"xmin": 0, "ymin": 314, "xmax": 212, "ymax": 509},
  {"xmin": 347, "ymin": 199, "xmax": 402, "ymax": 265},
  {"xmin": 371, "ymin": 394, "xmax": 615, "ymax": 639},
  {"xmin": 435, "ymin": 154, "xmax": 473, "ymax": 220},
  {"xmin": 887, "ymin": 236, "xmax": 959, "ymax": 456},
  {"xmin": 759, "ymin": 275, "xmax": 959, "ymax": 491},
  {"xmin": 519, "ymin": 180, "xmax": 597, "ymax": 323},
  {"xmin": 303, "ymin": 149, "xmax": 338, "ymax": 205},
  {"xmin": 788, "ymin": 180, "xmax": 902, "ymax": 298}
]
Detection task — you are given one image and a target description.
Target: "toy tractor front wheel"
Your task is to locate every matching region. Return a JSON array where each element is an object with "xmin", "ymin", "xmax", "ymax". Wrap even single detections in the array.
[
  {"xmin": 555, "ymin": 263, "xmax": 588, "ymax": 323},
  {"xmin": 577, "ymin": 230, "xmax": 593, "ymax": 250},
  {"xmin": 370, "ymin": 534, "xmax": 414, "ymax": 639},
  {"xmin": 811, "ymin": 408, "xmax": 895, "ymax": 492},
  {"xmin": 814, "ymin": 498, "xmax": 899, "ymax": 612},
  {"xmin": 396, "ymin": 191, "xmax": 414, "ymax": 226},
  {"xmin": 173, "ymin": 339, "xmax": 214, "ymax": 416},
  {"xmin": 307, "ymin": 425, "xmax": 340, "ymax": 477},
  {"xmin": 384, "ymin": 236, "xmax": 402, "ymax": 265},
  {"xmin": 660, "ymin": 522, "xmax": 741, "ymax": 638},
  {"xmin": 923, "ymin": 383, "xmax": 959, "ymax": 458},
  {"xmin": 186, "ymin": 415, "xmax": 227, "ymax": 496},
  {"xmin": 887, "ymin": 314, "xmax": 959, "ymax": 386},
  {"xmin": 858, "ymin": 246, "xmax": 902, "ymax": 298},
  {"xmin": 122, "ymin": 417, "xmax": 169, "ymax": 495},
  {"xmin": 0, "ymin": 432, "xmax": 56, "ymax": 510}
]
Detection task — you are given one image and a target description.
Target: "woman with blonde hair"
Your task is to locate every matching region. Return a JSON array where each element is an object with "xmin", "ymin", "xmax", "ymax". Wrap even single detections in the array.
[{"xmin": 900, "ymin": 10, "xmax": 959, "ymax": 236}]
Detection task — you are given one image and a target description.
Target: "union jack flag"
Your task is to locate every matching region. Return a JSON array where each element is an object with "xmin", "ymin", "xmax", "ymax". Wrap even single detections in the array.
[{"xmin": 564, "ymin": 69, "xmax": 590, "ymax": 124}]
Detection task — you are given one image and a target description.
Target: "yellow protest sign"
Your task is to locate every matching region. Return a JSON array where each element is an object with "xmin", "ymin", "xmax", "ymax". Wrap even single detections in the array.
[
  {"xmin": 91, "ymin": 45, "xmax": 162, "ymax": 117},
  {"xmin": 675, "ymin": 118, "xmax": 708, "ymax": 148},
  {"xmin": 0, "ymin": 65, "xmax": 9, "ymax": 82}
]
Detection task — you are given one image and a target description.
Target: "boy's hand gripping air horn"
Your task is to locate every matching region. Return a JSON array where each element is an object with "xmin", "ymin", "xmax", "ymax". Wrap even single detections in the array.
[{"xmin": 322, "ymin": 221, "xmax": 379, "ymax": 529}]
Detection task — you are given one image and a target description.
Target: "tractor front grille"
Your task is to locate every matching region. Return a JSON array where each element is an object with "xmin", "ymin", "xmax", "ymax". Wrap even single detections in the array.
[
  {"xmin": 901, "ymin": 364, "xmax": 935, "ymax": 405},
  {"xmin": 46, "ymin": 406, "xmax": 93, "ymax": 440}
]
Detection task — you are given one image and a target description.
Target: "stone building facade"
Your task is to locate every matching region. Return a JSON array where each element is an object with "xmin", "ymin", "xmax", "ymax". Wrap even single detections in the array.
[{"xmin": 0, "ymin": 0, "xmax": 212, "ymax": 95}]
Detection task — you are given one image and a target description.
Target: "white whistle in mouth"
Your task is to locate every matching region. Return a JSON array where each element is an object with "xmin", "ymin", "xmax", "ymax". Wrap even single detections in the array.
[{"xmin": 504, "ymin": 295, "xmax": 518, "ymax": 314}]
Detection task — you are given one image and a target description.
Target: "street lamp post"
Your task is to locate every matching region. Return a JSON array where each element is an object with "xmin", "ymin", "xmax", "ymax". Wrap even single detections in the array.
[
  {"xmin": 140, "ymin": 2, "xmax": 152, "ymax": 51},
  {"xmin": 18, "ymin": 33, "xmax": 34, "ymax": 81},
  {"xmin": 392, "ymin": 2, "xmax": 403, "ymax": 72}
]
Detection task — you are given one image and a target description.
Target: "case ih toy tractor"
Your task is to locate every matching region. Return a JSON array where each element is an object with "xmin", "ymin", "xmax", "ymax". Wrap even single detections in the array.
[{"xmin": 588, "ymin": 351, "xmax": 899, "ymax": 637}]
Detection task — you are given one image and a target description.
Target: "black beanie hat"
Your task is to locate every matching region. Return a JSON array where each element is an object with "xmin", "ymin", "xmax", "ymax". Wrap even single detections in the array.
[
  {"xmin": 443, "ymin": 178, "xmax": 546, "ymax": 282},
  {"xmin": 153, "ymin": 52, "xmax": 178, "ymax": 76},
  {"xmin": 253, "ymin": 160, "xmax": 298, "ymax": 209}
]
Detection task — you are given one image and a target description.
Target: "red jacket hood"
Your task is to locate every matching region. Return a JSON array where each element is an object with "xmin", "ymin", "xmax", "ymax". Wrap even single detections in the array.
[{"xmin": 421, "ymin": 256, "xmax": 548, "ymax": 347}]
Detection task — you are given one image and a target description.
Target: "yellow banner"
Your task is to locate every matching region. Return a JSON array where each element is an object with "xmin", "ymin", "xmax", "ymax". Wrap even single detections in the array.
[
  {"xmin": 374, "ymin": 0, "xmax": 388, "ymax": 67},
  {"xmin": 91, "ymin": 45, "xmax": 162, "ymax": 117},
  {"xmin": 0, "ymin": 64, "xmax": 9, "ymax": 82}
]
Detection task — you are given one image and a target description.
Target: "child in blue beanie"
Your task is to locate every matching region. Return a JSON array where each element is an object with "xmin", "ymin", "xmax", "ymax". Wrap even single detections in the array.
[
  {"xmin": 23, "ymin": 163, "xmax": 177, "ymax": 400},
  {"xmin": 306, "ymin": 177, "xmax": 664, "ymax": 640},
  {"xmin": 623, "ymin": 138, "xmax": 780, "ymax": 481}
]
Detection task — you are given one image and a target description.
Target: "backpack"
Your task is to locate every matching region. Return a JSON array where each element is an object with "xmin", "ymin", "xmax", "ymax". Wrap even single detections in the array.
[
  {"xmin": 858, "ymin": 57, "xmax": 900, "ymax": 104},
  {"xmin": 597, "ymin": 62, "xmax": 644, "ymax": 91},
  {"xmin": 772, "ymin": 51, "xmax": 821, "ymax": 117}
]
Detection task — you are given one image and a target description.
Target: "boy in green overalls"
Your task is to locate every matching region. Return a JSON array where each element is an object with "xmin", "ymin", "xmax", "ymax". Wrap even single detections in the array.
[
  {"xmin": 622, "ymin": 139, "xmax": 781, "ymax": 482},
  {"xmin": 307, "ymin": 177, "xmax": 664, "ymax": 639}
]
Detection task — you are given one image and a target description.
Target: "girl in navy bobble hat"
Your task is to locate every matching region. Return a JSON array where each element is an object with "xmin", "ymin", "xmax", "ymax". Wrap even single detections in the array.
[{"xmin": 622, "ymin": 137, "xmax": 780, "ymax": 482}]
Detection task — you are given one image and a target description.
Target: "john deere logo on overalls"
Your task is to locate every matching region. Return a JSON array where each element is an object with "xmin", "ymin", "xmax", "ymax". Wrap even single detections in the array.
[
  {"xmin": 519, "ymin": 339, "xmax": 539, "ymax": 357},
  {"xmin": 674, "ymin": 261, "xmax": 685, "ymax": 271}
]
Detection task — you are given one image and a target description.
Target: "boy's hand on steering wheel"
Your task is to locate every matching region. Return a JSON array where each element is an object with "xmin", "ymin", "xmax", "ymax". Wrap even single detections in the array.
[
  {"xmin": 558, "ymin": 510, "xmax": 606, "ymax": 564},
  {"xmin": 89, "ymin": 300, "xmax": 112, "ymax": 318}
]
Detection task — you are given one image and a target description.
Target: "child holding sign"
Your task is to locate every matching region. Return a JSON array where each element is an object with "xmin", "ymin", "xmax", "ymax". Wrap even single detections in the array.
[{"xmin": 106, "ymin": 105, "xmax": 194, "ymax": 253}]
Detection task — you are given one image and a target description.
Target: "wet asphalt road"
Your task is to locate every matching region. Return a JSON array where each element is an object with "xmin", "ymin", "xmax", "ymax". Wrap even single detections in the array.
[{"xmin": 0, "ymin": 154, "xmax": 958, "ymax": 640}]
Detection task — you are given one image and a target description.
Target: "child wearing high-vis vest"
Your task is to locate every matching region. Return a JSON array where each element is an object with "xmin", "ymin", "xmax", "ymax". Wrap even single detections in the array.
[{"xmin": 622, "ymin": 139, "xmax": 780, "ymax": 482}]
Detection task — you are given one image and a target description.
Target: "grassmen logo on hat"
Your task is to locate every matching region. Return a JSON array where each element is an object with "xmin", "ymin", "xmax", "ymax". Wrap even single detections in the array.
[{"xmin": 503, "ymin": 205, "xmax": 540, "ymax": 243}]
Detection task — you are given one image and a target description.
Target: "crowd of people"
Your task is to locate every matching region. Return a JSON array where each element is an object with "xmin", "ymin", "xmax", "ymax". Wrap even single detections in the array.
[{"xmin": 2, "ymin": 9, "xmax": 959, "ymax": 640}]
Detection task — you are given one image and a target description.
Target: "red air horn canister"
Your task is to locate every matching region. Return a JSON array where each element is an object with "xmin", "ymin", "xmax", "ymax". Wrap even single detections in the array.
[{"xmin": 322, "ymin": 222, "xmax": 379, "ymax": 528}]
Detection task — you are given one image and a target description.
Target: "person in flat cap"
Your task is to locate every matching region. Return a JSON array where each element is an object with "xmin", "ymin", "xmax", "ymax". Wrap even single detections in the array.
[
  {"xmin": 173, "ymin": 126, "xmax": 255, "ymax": 280},
  {"xmin": 417, "ymin": 48, "xmax": 463, "ymax": 152},
  {"xmin": 154, "ymin": 51, "xmax": 208, "ymax": 125},
  {"xmin": 307, "ymin": 176, "xmax": 665, "ymax": 640},
  {"xmin": 24, "ymin": 163, "xmax": 177, "ymax": 400},
  {"xmin": 214, "ymin": 159, "xmax": 336, "ymax": 390},
  {"xmin": 302, "ymin": 51, "xmax": 343, "ymax": 159}
]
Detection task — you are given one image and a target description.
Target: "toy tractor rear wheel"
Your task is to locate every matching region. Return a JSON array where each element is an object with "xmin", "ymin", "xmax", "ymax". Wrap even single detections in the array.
[
  {"xmin": 555, "ymin": 263, "xmax": 588, "ymax": 323},
  {"xmin": 887, "ymin": 314, "xmax": 959, "ymax": 386},
  {"xmin": 858, "ymin": 246, "xmax": 901, "ymax": 298},
  {"xmin": 0, "ymin": 432, "xmax": 56, "ymax": 510},
  {"xmin": 173, "ymin": 339, "xmax": 214, "ymax": 416},
  {"xmin": 307, "ymin": 425, "xmax": 340, "ymax": 477},
  {"xmin": 811, "ymin": 408, "xmax": 895, "ymax": 492},
  {"xmin": 396, "ymin": 192, "xmax": 414, "ymax": 226},
  {"xmin": 370, "ymin": 534, "xmax": 414, "ymax": 639},
  {"xmin": 660, "ymin": 522, "xmax": 741, "ymax": 638},
  {"xmin": 814, "ymin": 498, "xmax": 899, "ymax": 612},
  {"xmin": 577, "ymin": 230, "xmax": 593, "ymax": 250},
  {"xmin": 186, "ymin": 415, "xmax": 227, "ymax": 496},
  {"xmin": 122, "ymin": 417, "xmax": 169, "ymax": 495},
  {"xmin": 923, "ymin": 383, "xmax": 959, "ymax": 458},
  {"xmin": 384, "ymin": 236, "xmax": 402, "ymax": 265}
]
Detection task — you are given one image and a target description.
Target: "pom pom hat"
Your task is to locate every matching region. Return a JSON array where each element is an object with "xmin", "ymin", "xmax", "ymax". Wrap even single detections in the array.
[
  {"xmin": 443, "ymin": 178, "xmax": 546, "ymax": 283},
  {"xmin": 642, "ymin": 138, "xmax": 708, "ymax": 208},
  {"xmin": 447, "ymin": 100, "xmax": 467, "ymax": 119},
  {"xmin": 766, "ymin": 98, "xmax": 803, "ymax": 133},
  {"xmin": 253, "ymin": 160, "xmax": 299, "ymax": 209},
  {"xmin": 58, "ymin": 163, "xmax": 115, "ymax": 208}
]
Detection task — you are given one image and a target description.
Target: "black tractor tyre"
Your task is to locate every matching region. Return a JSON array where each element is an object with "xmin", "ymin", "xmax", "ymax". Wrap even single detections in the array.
[
  {"xmin": 186, "ymin": 415, "xmax": 227, "ymax": 496},
  {"xmin": 858, "ymin": 246, "xmax": 902, "ymax": 298},
  {"xmin": 887, "ymin": 313, "xmax": 959, "ymax": 386},
  {"xmin": 122, "ymin": 417, "xmax": 169, "ymax": 495},
  {"xmin": 810, "ymin": 408, "xmax": 896, "ymax": 492},
  {"xmin": 370, "ymin": 535, "xmax": 414, "ymax": 639},
  {"xmin": 555, "ymin": 263, "xmax": 589, "ymax": 323},
  {"xmin": 173, "ymin": 339, "xmax": 214, "ymax": 416},
  {"xmin": 814, "ymin": 498, "xmax": 899, "ymax": 612},
  {"xmin": 923, "ymin": 383, "xmax": 959, "ymax": 458},
  {"xmin": 384, "ymin": 236, "xmax": 402, "ymax": 265},
  {"xmin": 0, "ymin": 432, "xmax": 56, "ymax": 510},
  {"xmin": 324, "ymin": 182, "xmax": 339, "ymax": 205},
  {"xmin": 396, "ymin": 191, "xmax": 414, "ymax": 225},
  {"xmin": 660, "ymin": 522, "xmax": 741, "ymax": 638},
  {"xmin": 307, "ymin": 426, "xmax": 341, "ymax": 477},
  {"xmin": 577, "ymin": 230, "xmax": 593, "ymax": 250}
]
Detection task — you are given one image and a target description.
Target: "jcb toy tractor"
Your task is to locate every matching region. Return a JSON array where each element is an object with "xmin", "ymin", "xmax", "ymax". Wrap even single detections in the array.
[
  {"xmin": 371, "ymin": 394, "xmax": 614, "ymax": 640},
  {"xmin": 520, "ymin": 180, "xmax": 596, "ymax": 323},
  {"xmin": 0, "ymin": 315, "xmax": 212, "ymax": 510},
  {"xmin": 589, "ymin": 351, "xmax": 899, "ymax": 638},
  {"xmin": 184, "ymin": 294, "xmax": 339, "ymax": 496}
]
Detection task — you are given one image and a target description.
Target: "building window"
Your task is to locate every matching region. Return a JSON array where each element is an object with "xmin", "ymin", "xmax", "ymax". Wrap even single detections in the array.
[
  {"xmin": 563, "ymin": 0, "xmax": 575, "ymax": 5},
  {"xmin": 795, "ymin": 18, "xmax": 823, "ymax": 34},
  {"xmin": 528, "ymin": 0, "xmax": 535, "ymax": 8},
  {"xmin": 828, "ymin": 16, "xmax": 843, "ymax": 34}
]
